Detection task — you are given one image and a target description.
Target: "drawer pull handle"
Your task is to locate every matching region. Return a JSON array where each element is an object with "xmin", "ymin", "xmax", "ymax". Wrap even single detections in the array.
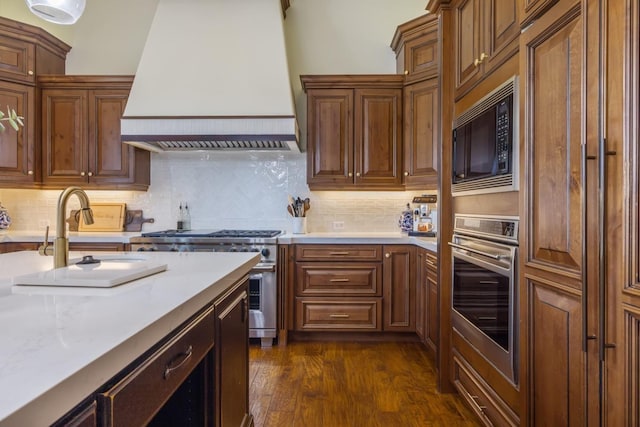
[
  {"xmin": 164, "ymin": 345, "xmax": 193, "ymax": 379},
  {"xmin": 329, "ymin": 252, "xmax": 350, "ymax": 256},
  {"xmin": 330, "ymin": 278, "xmax": 350, "ymax": 282},
  {"xmin": 329, "ymin": 314, "xmax": 350, "ymax": 318},
  {"xmin": 478, "ymin": 316, "xmax": 497, "ymax": 321}
]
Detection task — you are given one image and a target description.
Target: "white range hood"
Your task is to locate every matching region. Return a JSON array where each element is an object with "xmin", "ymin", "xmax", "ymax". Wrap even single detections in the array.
[{"xmin": 121, "ymin": 0, "xmax": 299, "ymax": 152}]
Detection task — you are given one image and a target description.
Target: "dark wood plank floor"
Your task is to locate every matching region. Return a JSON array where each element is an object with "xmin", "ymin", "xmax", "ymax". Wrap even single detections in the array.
[{"xmin": 249, "ymin": 341, "xmax": 481, "ymax": 427}]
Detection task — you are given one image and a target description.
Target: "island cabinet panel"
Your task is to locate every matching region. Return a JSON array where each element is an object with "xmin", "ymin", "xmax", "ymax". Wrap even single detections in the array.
[
  {"xmin": 453, "ymin": 0, "xmax": 519, "ymax": 100},
  {"xmin": 40, "ymin": 76, "xmax": 150, "ymax": 191},
  {"xmin": 302, "ymin": 75, "xmax": 404, "ymax": 190},
  {"xmin": 98, "ymin": 305, "xmax": 216, "ymax": 426},
  {"xmin": 53, "ymin": 400, "xmax": 97, "ymax": 427},
  {"xmin": 214, "ymin": 281, "xmax": 251, "ymax": 427},
  {"xmin": 382, "ymin": 245, "xmax": 415, "ymax": 331}
]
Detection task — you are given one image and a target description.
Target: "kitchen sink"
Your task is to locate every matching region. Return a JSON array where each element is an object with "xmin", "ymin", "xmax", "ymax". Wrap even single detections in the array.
[{"xmin": 11, "ymin": 256, "xmax": 167, "ymax": 288}]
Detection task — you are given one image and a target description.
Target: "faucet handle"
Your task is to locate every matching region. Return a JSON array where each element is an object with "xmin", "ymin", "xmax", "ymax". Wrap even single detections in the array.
[{"xmin": 38, "ymin": 225, "xmax": 54, "ymax": 256}]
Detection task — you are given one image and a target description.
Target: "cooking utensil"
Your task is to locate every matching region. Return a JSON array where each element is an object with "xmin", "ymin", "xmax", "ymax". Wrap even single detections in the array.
[{"xmin": 287, "ymin": 205, "xmax": 295, "ymax": 217}]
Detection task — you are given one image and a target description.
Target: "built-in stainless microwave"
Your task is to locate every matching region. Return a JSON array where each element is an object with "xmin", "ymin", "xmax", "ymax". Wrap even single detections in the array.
[{"xmin": 452, "ymin": 76, "xmax": 518, "ymax": 196}]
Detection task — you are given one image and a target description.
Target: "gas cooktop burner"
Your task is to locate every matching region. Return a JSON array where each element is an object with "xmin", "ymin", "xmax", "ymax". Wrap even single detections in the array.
[{"xmin": 141, "ymin": 229, "xmax": 282, "ymax": 238}]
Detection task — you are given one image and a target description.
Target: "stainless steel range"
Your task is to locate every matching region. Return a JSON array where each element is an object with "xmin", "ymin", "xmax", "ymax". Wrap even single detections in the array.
[{"xmin": 130, "ymin": 229, "xmax": 281, "ymax": 347}]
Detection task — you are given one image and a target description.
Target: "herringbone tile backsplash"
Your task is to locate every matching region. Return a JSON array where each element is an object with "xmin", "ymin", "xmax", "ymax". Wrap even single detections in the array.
[{"xmin": 0, "ymin": 152, "xmax": 437, "ymax": 234}]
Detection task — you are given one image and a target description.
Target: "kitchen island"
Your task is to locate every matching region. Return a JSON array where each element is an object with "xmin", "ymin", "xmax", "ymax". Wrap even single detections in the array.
[{"xmin": 0, "ymin": 250, "xmax": 259, "ymax": 426}]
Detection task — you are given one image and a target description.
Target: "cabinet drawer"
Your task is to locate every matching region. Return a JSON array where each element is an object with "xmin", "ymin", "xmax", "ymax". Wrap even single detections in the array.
[
  {"xmin": 425, "ymin": 250, "xmax": 437, "ymax": 271},
  {"xmin": 453, "ymin": 354, "xmax": 518, "ymax": 427},
  {"xmin": 295, "ymin": 245, "xmax": 382, "ymax": 261},
  {"xmin": 295, "ymin": 298, "xmax": 382, "ymax": 331},
  {"xmin": 296, "ymin": 263, "xmax": 382, "ymax": 296},
  {"xmin": 98, "ymin": 306, "xmax": 215, "ymax": 426}
]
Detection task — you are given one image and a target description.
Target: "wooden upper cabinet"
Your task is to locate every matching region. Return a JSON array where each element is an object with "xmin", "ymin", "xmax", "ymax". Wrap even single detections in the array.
[
  {"xmin": 0, "ymin": 82, "xmax": 35, "ymax": 185},
  {"xmin": 0, "ymin": 17, "xmax": 69, "ymax": 86},
  {"xmin": 0, "ymin": 17, "xmax": 69, "ymax": 189},
  {"xmin": 354, "ymin": 88, "xmax": 402, "ymax": 188},
  {"xmin": 453, "ymin": 0, "xmax": 519, "ymax": 100},
  {"xmin": 304, "ymin": 88, "xmax": 353, "ymax": 188},
  {"xmin": 302, "ymin": 75, "xmax": 403, "ymax": 190},
  {"xmin": 520, "ymin": 0, "xmax": 558, "ymax": 27},
  {"xmin": 391, "ymin": 14, "xmax": 439, "ymax": 84},
  {"xmin": 40, "ymin": 76, "xmax": 150, "ymax": 191},
  {"xmin": 403, "ymin": 78, "xmax": 439, "ymax": 189}
]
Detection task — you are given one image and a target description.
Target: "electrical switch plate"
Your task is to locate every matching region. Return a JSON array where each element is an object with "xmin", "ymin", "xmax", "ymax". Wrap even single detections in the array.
[{"xmin": 332, "ymin": 221, "xmax": 344, "ymax": 230}]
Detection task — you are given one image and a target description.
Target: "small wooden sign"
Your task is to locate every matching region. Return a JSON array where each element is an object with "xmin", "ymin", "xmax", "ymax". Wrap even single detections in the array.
[{"xmin": 78, "ymin": 203, "xmax": 126, "ymax": 232}]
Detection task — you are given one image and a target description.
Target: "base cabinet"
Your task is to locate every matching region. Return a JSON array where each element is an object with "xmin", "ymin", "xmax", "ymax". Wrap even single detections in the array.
[
  {"xmin": 291, "ymin": 244, "xmax": 416, "ymax": 334},
  {"xmin": 54, "ymin": 278, "xmax": 251, "ymax": 427}
]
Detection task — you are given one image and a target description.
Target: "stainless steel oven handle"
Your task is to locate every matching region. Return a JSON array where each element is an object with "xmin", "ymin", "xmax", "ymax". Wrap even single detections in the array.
[
  {"xmin": 448, "ymin": 242, "xmax": 508, "ymax": 261},
  {"xmin": 251, "ymin": 264, "xmax": 276, "ymax": 273}
]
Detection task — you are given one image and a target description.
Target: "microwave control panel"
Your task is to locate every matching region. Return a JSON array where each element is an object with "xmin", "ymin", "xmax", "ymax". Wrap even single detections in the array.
[{"xmin": 496, "ymin": 99, "xmax": 511, "ymax": 173}]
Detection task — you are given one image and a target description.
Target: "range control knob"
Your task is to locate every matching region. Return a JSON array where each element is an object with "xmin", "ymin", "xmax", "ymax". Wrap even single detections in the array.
[
  {"xmin": 229, "ymin": 247, "xmax": 237, "ymax": 252},
  {"xmin": 136, "ymin": 247, "xmax": 146, "ymax": 252},
  {"xmin": 250, "ymin": 248, "xmax": 260, "ymax": 252},
  {"xmin": 241, "ymin": 247, "xmax": 249, "ymax": 252},
  {"xmin": 261, "ymin": 248, "xmax": 271, "ymax": 258}
]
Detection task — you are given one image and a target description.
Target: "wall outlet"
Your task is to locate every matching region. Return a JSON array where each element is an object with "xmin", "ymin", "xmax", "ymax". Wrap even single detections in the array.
[{"xmin": 332, "ymin": 221, "xmax": 345, "ymax": 231}]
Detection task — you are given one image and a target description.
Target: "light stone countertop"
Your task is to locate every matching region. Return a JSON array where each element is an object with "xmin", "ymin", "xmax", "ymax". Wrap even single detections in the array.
[
  {"xmin": 278, "ymin": 232, "xmax": 438, "ymax": 252},
  {"xmin": 0, "ymin": 250, "xmax": 259, "ymax": 427},
  {"xmin": 0, "ymin": 230, "xmax": 141, "ymax": 244}
]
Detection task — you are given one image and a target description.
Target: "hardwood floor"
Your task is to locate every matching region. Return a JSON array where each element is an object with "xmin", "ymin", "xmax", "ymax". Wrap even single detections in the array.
[{"xmin": 249, "ymin": 341, "xmax": 480, "ymax": 427}]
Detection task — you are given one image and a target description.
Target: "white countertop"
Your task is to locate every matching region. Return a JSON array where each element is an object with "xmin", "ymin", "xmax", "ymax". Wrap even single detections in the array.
[
  {"xmin": 0, "ymin": 230, "xmax": 140, "ymax": 244},
  {"xmin": 278, "ymin": 232, "xmax": 438, "ymax": 252},
  {"xmin": 0, "ymin": 250, "xmax": 259, "ymax": 427}
]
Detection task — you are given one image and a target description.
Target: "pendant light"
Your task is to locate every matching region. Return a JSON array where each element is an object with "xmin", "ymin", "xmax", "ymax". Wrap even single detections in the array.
[{"xmin": 25, "ymin": 0, "xmax": 86, "ymax": 25}]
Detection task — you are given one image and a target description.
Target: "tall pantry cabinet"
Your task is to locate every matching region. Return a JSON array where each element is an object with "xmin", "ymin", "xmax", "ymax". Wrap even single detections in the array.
[{"xmin": 519, "ymin": 0, "xmax": 638, "ymax": 424}]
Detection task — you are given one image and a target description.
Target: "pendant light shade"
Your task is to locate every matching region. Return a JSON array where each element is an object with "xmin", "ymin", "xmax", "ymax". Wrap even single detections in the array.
[{"xmin": 25, "ymin": 0, "xmax": 86, "ymax": 25}]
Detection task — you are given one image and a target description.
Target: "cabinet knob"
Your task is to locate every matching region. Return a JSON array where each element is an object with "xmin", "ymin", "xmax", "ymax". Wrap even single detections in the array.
[
  {"xmin": 27, "ymin": 170, "xmax": 33, "ymax": 175},
  {"xmin": 480, "ymin": 52, "xmax": 488, "ymax": 61},
  {"xmin": 474, "ymin": 58, "xmax": 481, "ymax": 67},
  {"xmin": 404, "ymin": 70, "xmax": 409, "ymax": 75},
  {"xmin": 28, "ymin": 70, "xmax": 34, "ymax": 76},
  {"xmin": 385, "ymin": 253, "xmax": 390, "ymax": 258},
  {"xmin": 404, "ymin": 171, "xmax": 409, "ymax": 176},
  {"xmin": 88, "ymin": 172, "xmax": 93, "ymax": 177},
  {"xmin": 356, "ymin": 172, "xmax": 361, "ymax": 177},
  {"xmin": 348, "ymin": 172, "xmax": 353, "ymax": 177},
  {"xmin": 80, "ymin": 172, "xmax": 85, "ymax": 176}
]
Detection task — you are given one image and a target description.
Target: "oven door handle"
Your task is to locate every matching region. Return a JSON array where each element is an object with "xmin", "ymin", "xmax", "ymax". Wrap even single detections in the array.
[
  {"xmin": 251, "ymin": 264, "xmax": 276, "ymax": 273},
  {"xmin": 448, "ymin": 242, "xmax": 507, "ymax": 261}
]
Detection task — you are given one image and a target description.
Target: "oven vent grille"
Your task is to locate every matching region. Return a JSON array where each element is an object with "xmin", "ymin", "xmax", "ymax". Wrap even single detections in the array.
[{"xmin": 452, "ymin": 173, "xmax": 516, "ymax": 196}]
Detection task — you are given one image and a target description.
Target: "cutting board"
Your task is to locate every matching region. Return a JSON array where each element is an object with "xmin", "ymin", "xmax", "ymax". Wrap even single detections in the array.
[
  {"xmin": 78, "ymin": 203, "xmax": 126, "ymax": 231},
  {"xmin": 67, "ymin": 209, "xmax": 155, "ymax": 232}
]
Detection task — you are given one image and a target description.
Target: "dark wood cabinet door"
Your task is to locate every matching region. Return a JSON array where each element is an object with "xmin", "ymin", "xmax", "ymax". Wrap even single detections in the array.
[
  {"xmin": 382, "ymin": 245, "xmax": 415, "ymax": 331},
  {"xmin": 354, "ymin": 88, "xmax": 402, "ymax": 188},
  {"xmin": 0, "ymin": 35, "xmax": 35, "ymax": 84},
  {"xmin": 215, "ymin": 282, "xmax": 250, "ymax": 427},
  {"xmin": 527, "ymin": 280, "xmax": 584, "ymax": 425},
  {"xmin": 482, "ymin": 0, "xmax": 519, "ymax": 74},
  {"xmin": 522, "ymin": 5, "xmax": 583, "ymax": 281},
  {"xmin": 520, "ymin": 1, "xmax": 586, "ymax": 424},
  {"xmin": 403, "ymin": 79, "xmax": 438, "ymax": 189},
  {"xmin": 0, "ymin": 81, "xmax": 34, "ymax": 185},
  {"xmin": 41, "ymin": 88, "xmax": 87, "ymax": 186},
  {"xmin": 403, "ymin": 20, "xmax": 439, "ymax": 84},
  {"xmin": 453, "ymin": 0, "xmax": 483, "ymax": 98},
  {"xmin": 306, "ymin": 88, "xmax": 353, "ymax": 188},
  {"xmin": 87, "ymin": 89, "xmax": 133, "ymax": 186}
]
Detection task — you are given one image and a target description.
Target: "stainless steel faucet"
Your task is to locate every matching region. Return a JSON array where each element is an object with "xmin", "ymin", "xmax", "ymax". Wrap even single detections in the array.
[{"xmin": 39, "ymin": 187, "xmax": 94, "ymax": 268}]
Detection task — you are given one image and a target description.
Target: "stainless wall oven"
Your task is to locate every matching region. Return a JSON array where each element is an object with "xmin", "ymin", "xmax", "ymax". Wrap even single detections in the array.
[{"xmin": 449, "ymin": 215, "xmax": 519, "ymax": 383}]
